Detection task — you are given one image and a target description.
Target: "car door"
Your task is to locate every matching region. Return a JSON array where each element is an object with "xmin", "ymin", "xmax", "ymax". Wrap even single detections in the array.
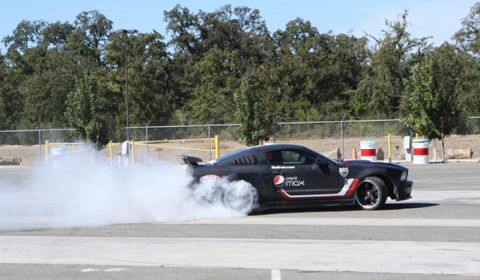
[{"xmin": 267, "ymin": 149, "xmax": 340, "ymax": 195}]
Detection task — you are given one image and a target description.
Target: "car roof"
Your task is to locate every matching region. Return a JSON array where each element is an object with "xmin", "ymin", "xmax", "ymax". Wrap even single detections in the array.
[
  {"xmin": 248, "ymin": 143, "xmax": 309, "ymax": 151},
  {"xmin": 213, "ymin": 144, "xmax": 309, "ymax": 163}
]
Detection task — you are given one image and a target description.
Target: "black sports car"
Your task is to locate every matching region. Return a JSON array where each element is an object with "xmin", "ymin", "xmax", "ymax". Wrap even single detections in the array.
[{"xmin": 183, "ymin": 144, "xmax": 413, "ymax": 212}]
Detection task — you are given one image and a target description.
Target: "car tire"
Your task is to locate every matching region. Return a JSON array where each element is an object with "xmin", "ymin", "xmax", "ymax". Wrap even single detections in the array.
[
  {"xmin": 355, "ymin": 176, "xmax": 388, "ymax": 210},
  {"xmin": 223, "ymin": 183, "xmax": 255, "ymax": 213}
]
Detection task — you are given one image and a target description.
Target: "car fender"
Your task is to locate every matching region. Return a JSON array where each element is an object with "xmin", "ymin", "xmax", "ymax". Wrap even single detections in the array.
[{"xmin": 355, "ymin": 169, "xmax": 397, "ymax": 197}]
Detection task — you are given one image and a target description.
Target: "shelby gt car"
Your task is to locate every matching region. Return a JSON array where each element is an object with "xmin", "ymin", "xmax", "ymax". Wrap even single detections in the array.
[{"xmin": 183, "ymin": 144, "xmax": 413, "ymax": 212}]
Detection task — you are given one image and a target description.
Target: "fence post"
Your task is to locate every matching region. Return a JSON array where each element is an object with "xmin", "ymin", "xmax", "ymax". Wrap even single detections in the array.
[
  {"xmin": 215, "ymin": 135, "xmax": 220, "ymax": 159},
  {"xmin": 388, "ymin": 133, "xmax": 391, "ymax": 162},
  {"xmin": 274, "ymin": 116, "xmax": 280, "ymax": 143},
  {"xmin": 146, "ymin": 120, "xmax": 151, "ymax": 157},
  {"xmin": 208, "ymin": 118, "xmax": 214, "ymax": 160},
  {"xmin": 441, "ymin": 117, "xmax": 445, "ymax": 163},
  {"xmin": 131, "ymin": 140, "xmax": 135, "ymax": 166},
  {"xmin": 38, "ymin": 124, "xmax": 43, "ymax": 162},
  {"xmin": 109, "ymin": 141, "xmax": 113, "ymax": 166},
  {"xmin": 45, "ymin": 140, "xmax": 49, "ymax": 164},
  {"xmin": 341, "ymin": 114, "xmax": 346, "ymax": 159}
]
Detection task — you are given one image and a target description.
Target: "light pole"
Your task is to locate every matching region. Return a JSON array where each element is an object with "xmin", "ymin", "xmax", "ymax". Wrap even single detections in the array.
[{"xmin": 115, "ymin": 29, "xmax": 138, "ymax": 141}]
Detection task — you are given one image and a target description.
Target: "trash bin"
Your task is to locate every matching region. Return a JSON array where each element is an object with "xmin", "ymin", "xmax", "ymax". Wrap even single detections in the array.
[
  {"xmin": 360, "ymin": 141, "xmax": 377, "ymax": 161},
  {"xmin": 51, "ymin": 145, "xmax": 66, "ymax": 168},
  {"xmin": 413, "ymin": 139, "xmax": 429, "ymax": 164}
]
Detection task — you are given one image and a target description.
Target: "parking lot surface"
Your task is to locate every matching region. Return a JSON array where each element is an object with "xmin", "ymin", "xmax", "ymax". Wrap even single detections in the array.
[{"xmin": 1, "ymin": 163, "xmax": 479, "ymax": 279}]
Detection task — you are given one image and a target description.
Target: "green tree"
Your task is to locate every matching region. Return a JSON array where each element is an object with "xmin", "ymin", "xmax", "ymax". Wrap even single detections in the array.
[
  {"xmin": 401, "ymin": 44, "xmax": 465, "ymax": 139},
  {"xmin": 67, "ymin": 11, "xmax": 112, "ymax": 71},
  {"xmin": 0, "ymin": 53, "xmax": 7, "ymax": 129},
  {"xmin": 185, "ymin": 48, "xmax": 240, "ymax": 123},
  {"xmin": 235, "ymin": 76, "xmax": 274, "ymax": 146},
  {"xmin": 105, "ymin": 30, "xmax": 172, "ymax": 127},
  {"xmin": 458, "ymin": 56, "xmax": 480, "ymax": 115},
  {"xmin": 2, "ymin": 20, "xmax": 78, "ymax": 128},
  {"xmin": 65, "ymin": 74, "xmax": 109, "ymax": 148},
  {"xmin": 454, "ymin": 2, "xmax": 480, "ymax": 54},
  {"xmin": 454, "ymin": 3, "xmax": 480, "ymax": 116},
  {"xmin": 258, "ymin": 18, "xmax": 368, "ymax": 121},
  {"xmin": 354, "ymin": 12, "xmax": 430, "ymax": 117},
  {"xmin": 164, "ymin": 5, "xmax": 269, "ymax": 124}
]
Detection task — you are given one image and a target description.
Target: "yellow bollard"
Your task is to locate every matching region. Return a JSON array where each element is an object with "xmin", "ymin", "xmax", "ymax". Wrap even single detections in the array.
[
  {"xmin": 109, "ymin": 141, "xmax": 113, "ymax": 166},
  {"xmin": 214, "ymin": 135, "xmax": 220, "ymax": 159},
  {"xmin": 131, "ymin": 140, "xmax": 135, "ymax": 166},
  {"xmin": 45, "ymin": 140, "xmax": 49, "ymax": 163},
  {"xmin": 416, "ymin": 133, "xmax": 419, "ymax": 140},
  {"xmin": 388, "ymin": 134, "xmax": 392, "ymax": 162},
  {"xmin": 181, "ymin": 140, "xmax": 184, "ymax": 149}
]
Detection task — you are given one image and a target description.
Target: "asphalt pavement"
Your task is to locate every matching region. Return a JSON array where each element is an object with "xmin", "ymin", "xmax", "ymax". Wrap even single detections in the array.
[{"xmin": 1, "ymin": 162, "xmax": 480, "ymax": 279}]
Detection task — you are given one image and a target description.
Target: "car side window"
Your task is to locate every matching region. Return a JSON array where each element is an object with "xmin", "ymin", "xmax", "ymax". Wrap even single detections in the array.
[{"xmin": 266, "ymin": 150, "xmax": 315, "ymax": 165}]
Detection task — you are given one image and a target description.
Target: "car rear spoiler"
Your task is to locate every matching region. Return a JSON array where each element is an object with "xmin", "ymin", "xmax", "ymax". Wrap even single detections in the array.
[{"xmin": 182, "ymin": 155, "xmax": 203, "ymax": 167}]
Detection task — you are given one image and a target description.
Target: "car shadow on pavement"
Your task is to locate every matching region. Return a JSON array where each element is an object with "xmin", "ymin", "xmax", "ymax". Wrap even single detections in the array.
[
  {"xmin": 252, "ymin": 202, "xmax": 439, "ymax": 215},
  {"xmin": 381, "ymin": 202, "xmax": 439, "ymax": 210}
]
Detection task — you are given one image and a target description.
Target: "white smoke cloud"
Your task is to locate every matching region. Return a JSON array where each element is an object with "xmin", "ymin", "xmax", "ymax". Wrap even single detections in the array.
[{"xmin": 0, "ymin": 156, "xmax": 257, "ymax": 232}]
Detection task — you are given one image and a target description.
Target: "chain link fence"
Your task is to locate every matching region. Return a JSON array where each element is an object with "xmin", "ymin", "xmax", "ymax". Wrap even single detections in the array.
[{"xmin": 1, "ymin": 117, "xmax": 480, "ymax": 165}]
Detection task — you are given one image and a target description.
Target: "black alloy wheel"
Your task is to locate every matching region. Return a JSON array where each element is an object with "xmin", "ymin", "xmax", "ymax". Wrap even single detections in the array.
[{"xmin": 355, "ymin": 176, "xmax": 388, "ymax": 210}]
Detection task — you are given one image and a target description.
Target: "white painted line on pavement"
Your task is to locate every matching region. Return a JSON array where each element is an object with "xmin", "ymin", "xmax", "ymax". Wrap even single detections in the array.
[
  {"xmin": 104, "ymin": 268, "xmax": 127, "ymax": 272},
  {"xmin": 1, "ymin": 236, "xmax": 480, "ymax": 276},
  {"xmin": 271, "ymin": 269, "xmax": 281, "ymax": 280},
  {"xmin": 82, "ymin": 268, "xmax": 100, "ymax": 273},
  {"xmin": 412, "ymin": 190, "xmax": 480, "ymax": 202},
  {"xmin": 173, "ymin": 217, "xmax": 480, "ymax": 227}
]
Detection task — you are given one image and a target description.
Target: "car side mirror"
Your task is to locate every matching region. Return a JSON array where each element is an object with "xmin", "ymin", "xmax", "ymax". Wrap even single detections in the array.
[{"xmin": 315, "ymin": 157, "xmax": 325, "ymax": 166}]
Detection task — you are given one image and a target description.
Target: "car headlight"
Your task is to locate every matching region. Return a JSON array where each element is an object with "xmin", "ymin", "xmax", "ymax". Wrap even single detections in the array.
[{"xmin": 401, "ymin": 170, "xmax": 408, "ymax": 181}]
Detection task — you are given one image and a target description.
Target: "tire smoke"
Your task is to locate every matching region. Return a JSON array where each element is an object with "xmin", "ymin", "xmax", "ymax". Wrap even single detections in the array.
[{"xmin": 0, "ymin": 160, "xmax": 257, "ymax": 232}]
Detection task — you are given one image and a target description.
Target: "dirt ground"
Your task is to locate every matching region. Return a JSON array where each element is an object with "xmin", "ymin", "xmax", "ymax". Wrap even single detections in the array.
[{"xmin": 1, "ymin": 134, "xmax": 479, "ymax": 166}]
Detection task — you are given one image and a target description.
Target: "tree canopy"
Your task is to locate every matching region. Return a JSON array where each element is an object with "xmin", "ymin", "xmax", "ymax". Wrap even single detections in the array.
[{"xmin": 1, "ymin": 5, "xmax": 479, "ymax": 144}]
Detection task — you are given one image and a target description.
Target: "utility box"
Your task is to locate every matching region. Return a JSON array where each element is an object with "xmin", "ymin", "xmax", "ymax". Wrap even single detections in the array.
[
  {"xmin": 121, "ymin": 141, "xmax": 130, "ymax": 155},
  {"xmin": 404, "ymin": 136, "xmax": 412, "ymax": 161},
  {"xmin": 121, "ymin": 141, "xmax": 131, "ymax": 166}
]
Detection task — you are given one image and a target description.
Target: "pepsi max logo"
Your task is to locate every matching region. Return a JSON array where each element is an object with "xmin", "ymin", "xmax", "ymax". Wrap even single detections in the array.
[{"xmin": 274, "ymin": 175, "xmax": 285, "ymax": 188}]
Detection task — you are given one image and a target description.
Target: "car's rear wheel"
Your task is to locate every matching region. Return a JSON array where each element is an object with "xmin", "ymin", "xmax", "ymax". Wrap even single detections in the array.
[
  {"xmin": 355, "ymin": 176, "xmax": 388, "ymax": 210},
  {"xmin": 223, "ymin": 184, "xmax": 254, "ymax": 213}
]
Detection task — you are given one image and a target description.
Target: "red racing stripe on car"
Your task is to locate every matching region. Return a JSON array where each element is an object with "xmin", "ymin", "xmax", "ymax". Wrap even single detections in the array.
[
  {"xmin": 280, "ymin": 178, "xmax": 359, "ymax": 200},
  {"xmin": 344, "ymin": 178, "xmax": 359, "ymax": 197}
]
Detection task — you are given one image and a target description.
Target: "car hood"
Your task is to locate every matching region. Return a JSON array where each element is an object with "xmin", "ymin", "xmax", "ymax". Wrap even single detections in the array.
[{"xmin": 341, "ymin": 159, "xmax": 407, "ymax": 170}]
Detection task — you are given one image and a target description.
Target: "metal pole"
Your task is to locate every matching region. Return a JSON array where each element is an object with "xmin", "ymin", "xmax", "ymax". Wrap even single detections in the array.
[
  {"xmin": 388, "ymin": 133, "xmax": 391, "ymax": 162},
  {"xmin": 146, "ymin": 120, "xmax": 151, "ymax": 156},
  {"xmin": 125, "ymin": 34, "xmax": 130, "ymax": 141},
  {"xmin": 441, "ymin": 117, "xmax": 445, "ymax": 163},
  {"xmin": 273, "ymin": 125, "xmax": 276, "ymax": 143},
  {"xmin": 341, "ymin": 114, "xmax": 346, "ymax": 159},
  {"xmin": 208, "ymin": 118, "xmax": 214, "ymax": 160},
  {"xmin": 274, "ymin": 116, "xmax": 279, "ymax": 143},
  {"xmin": 115, "ymin": 29, "xmax": 137, "ymax": 141}
]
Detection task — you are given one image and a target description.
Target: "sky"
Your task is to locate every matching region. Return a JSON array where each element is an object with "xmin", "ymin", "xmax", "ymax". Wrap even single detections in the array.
[{"xmin": 0, "ymin": 0, "xmax": 478, "ymax": 52}]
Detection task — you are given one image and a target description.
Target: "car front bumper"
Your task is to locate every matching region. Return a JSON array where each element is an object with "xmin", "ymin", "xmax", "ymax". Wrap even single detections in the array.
[{"xmin": 396, "ymin": 180, "xmax": 413, "ymax": 201}]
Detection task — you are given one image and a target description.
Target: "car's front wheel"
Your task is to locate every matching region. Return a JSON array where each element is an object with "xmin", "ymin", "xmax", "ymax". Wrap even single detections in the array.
[{"xmin": 355, "ymin": 176, "xmax": 388, "ymax": 210}]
